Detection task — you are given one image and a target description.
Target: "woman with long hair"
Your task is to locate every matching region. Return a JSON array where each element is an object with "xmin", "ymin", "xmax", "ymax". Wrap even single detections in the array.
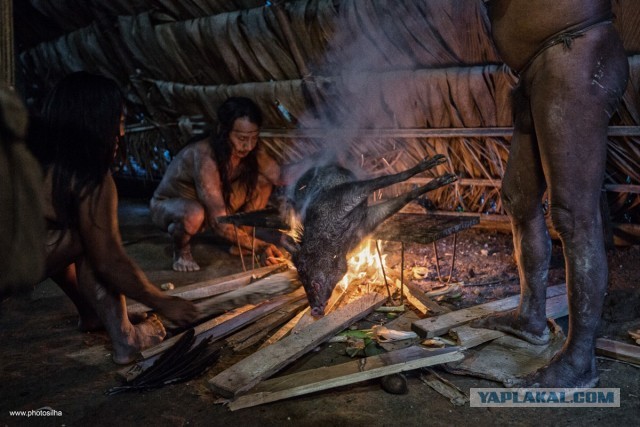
[
  {"xmin": 29, "ymin": 71, "xmax": 197, "ymax": 364},
  {"xmin": 150, "ymin": 96, "xmax": 284, "ymax": 271}
]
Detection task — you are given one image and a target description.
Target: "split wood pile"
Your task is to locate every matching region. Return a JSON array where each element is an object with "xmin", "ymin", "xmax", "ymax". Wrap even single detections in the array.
[
  {"xmin": 112, "ymin": 262, "xmax": 640, "ymax": 410},
  {"xmin": 14, "ymin": 0, "xmax": 640, "ymax": 230}
]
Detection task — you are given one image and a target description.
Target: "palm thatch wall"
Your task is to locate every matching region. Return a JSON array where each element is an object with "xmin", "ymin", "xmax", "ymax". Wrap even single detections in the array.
[{"xmin": 15, "ymin": 0, "xmax": 640, "ymax": 231}]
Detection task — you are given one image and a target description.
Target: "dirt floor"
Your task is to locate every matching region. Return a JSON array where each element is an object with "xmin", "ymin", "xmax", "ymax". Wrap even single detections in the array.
[{"xmin": 1, "ymin": 198, "xmax": 639, "ymax": 427}]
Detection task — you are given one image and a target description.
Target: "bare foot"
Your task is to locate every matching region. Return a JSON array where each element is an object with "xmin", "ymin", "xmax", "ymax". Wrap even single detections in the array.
[
  {"xmin": 111, "ymin": 314, "xmax": 167, "ymax": 364},
  {"xmin": 173, "ymin": 251, "xmax": 200, "ymax": 272},
  {"xmin": 505, "ymin": 351, "xmax": 599, "ymax": 389},
  {"xmin": 470, "ymin": 309, "xmax": 550, "ymax": 345},
  {"xmin": 78, "ymin": 311, "xmax": 148, "ymax": 332}
]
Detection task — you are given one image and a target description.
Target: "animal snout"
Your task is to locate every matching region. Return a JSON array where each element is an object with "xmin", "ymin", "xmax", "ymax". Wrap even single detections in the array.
[{"xmin": 311, "ymin": 305, "xmax": 326, "ymax": 318}]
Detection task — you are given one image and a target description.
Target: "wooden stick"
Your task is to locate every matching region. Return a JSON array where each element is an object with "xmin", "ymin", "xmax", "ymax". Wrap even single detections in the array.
[
  {"xmin": 0, "ymin": 0, "xmax": 14, "ymax": 87},
  {"xmin": 226, "ymin": 298, "xmax": 308, "ymax": 352},
  {"xmin": 596, "ymin": 338, "xmax": 640, "ymax": 366},
  {"xmin": 208, "ymin": 292, "xmax": 386, "ymax": 398},
  {"xmin": 227, "ymin": 346, "xmax": 463, "ymax": 410},
  {"xmin": 127, "ymin": 265, "xmax": 282, "ymax": 313},
  {"xmin": 259, "ymin": 126, "xmax": 640, "ymax": 139},
  {"xmin": 117, "ymin": 303, "xmax": 256, "ymax": 382},
  {"xmin": 401, "ymin": 285, "xmax": 430, "ymax": 316},
  {"xmin": 402, "ymin": 280, "xmax": 450, "ymax": 315},
  {"xmin": 195, "ymin": 270, "xmax": 299, "ymax": 318},
  {"xmin": 412, "ymin": 284, "xmax": 566, "ymax": 338},
  {"xmin": 141, "ymin": 287, "xmax": 307, "ymax": 360}
]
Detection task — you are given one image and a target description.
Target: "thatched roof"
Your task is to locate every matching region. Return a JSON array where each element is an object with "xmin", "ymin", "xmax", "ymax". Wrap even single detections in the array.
[{"xmin": 13, "ymin": 0, "xmax": 640, "ymax": 225}]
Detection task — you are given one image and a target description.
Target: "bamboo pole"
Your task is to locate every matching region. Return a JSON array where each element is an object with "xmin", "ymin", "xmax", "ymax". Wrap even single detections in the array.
[
  {"xmin": 259, "ymin": 126, "xmax": 640, "ymax": 139},
  {"xmin": 406, "ymin": 177, "xmax": 640, "ymax": 194},
  {"xmin": 271, "ymin": 0, "xmax": 325, "ymax": 118},
  {"xmin": 0, "ymin": 0, "xmax": 14, "ymax": 87}
]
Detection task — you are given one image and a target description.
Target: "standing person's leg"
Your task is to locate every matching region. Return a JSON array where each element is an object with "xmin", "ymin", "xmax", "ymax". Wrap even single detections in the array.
[
  {"xmin": 75, "ymin": 257, "xmax": 166, "ymax": 364},
  {"xmin": 472, "ymin": 84, "xmax": 552, "ymax": 343},
  {"xmin": 150, "ymin": 197, "xmax": 205, "ymax": 272},
  {"xmin": 514, "ymin": 25, "xmax": 628, "ymax": 388}
]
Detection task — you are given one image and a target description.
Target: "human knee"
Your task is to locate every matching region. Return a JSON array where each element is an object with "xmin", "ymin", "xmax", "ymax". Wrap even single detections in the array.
[
  {"xmin": 501, "ymin": 183, "xmax": 539, "ymax": 223},
  {"xmin": 181, "ymin": 204, "xmax": 205, "ymax": 235},
  {"xmin": 549, "ymin": 204, "xmax": 584, "ymax": 241}
]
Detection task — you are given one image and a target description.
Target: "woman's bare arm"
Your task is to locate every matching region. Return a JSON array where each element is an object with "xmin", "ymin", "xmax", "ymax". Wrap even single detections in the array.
[
  {"xmin": 77, "ymin": 174, "xmax": 197, "ymax": 325},
  {"xmin": 194, "ymin": 151, "xmax": 281, "ymax": 259}
]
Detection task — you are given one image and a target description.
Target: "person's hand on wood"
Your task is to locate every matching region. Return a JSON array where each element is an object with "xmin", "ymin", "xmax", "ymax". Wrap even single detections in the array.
[
  {"xmin": 261, "ymin": 243, "xmax": 286, "ymax": 266},
  {"xmin": 154, "ymin": 296, "xmax": 199, "ymax": 326}
]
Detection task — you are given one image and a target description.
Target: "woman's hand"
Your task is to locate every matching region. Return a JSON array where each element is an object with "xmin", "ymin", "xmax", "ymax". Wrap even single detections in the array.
[
  {"xmin": 261, "ymin": 243, "xmax": 286, "ymax": 265},
  {"xmin": 155, "ymin": 296, "xmax": 199, "ymax": 326}
]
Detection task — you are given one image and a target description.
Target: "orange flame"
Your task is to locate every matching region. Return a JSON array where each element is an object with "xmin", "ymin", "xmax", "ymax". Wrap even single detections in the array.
[
  {"xmin": 338, "ymin": 239, "xmax": 387, "ymax": 290},
  {"xmin": 286, "ymin": 213, "xmax": 387, "ymax": 290}
]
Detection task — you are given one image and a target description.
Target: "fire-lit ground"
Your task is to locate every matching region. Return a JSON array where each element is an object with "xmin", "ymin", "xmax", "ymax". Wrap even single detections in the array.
[{"xmin": 1, "ymin": 198, "xmax": 639, "ymax": 426}]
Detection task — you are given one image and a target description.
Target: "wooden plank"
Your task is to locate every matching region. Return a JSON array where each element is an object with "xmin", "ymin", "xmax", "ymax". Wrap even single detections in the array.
[
  {"xmin": 228, "ymin": 346, "xmax": 464, "ymax": 410},
  {"xmin": 449, "ymin": 326, "xmax": 505, "ymax": 349},
  {"xmin": 290, "ymin": 280, "xmax": 354, "ymax": 334},
  {"xmin": 596, "ymin": 338, "xmax": 640, "ymax": 366},
  {"xmin": 444, "ymin": 292, "xmax": 568, "ymax": 349},
  {"xmin": 127, "ymin": 265, "xmax": 283, "ymax": 313},
  {"xmin": 117, "ymin": 303, "xmax": 256, "ymax": 382},
  {"xmin": 401, "ymin": 285, "xmax": 429, "ymax": 316},
  {"xmin": 195, "ymin": 270, "xmax": 299, "ymax": 318},
  {"xmin": 208, "ymin": 292, "xmax": 386, "ymax": 398},
  {"xmin": 141, "ymin": 287, "xmax": 307, "ymax": 359},
  {"xmin": 226, "ymin": 298, "xmax": 308, "ymax": 351},
  {"xmin": 412, "ymin": 284, "xmax": 566, "ymax": 338},
  {"xmin": 258, "ymin": 307, "xmax": 310, "ymax": 349},
  {"xmin": 385, "ymin": 310, "xmax": 421, "ymax": 332},
  {"xmin": 446, "ymin": 330, "xmax": 565, "ymax": 385},
  {"xmin": 419, "ymin": 369, "xmax": 468, "ymax": 407},
  {"xmin": 403, "ymin": 281, "xmax": 451, "ymax": 314}
]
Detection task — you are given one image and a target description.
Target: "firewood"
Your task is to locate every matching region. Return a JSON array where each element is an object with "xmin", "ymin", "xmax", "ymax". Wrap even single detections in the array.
[
  {"xmin": 447, "ymin": 292, "xmax": 569, "ymax": 349},
  {"xmin": 227, "ymin": 346, "xmax": 463, "ymax": 410},
  {"xmin": 596, "ymin": 338, "xmax": 640, "ymax": 366},
  {"xmin": 127, "ymin": 265, "xmax": 283, "ymax": 313},
  {"xmin": 195, "ymin": 269, "xmax": 299, "ymax": 319},
  {"xmin": 145, "ymin": 287, "xmax": 306, "ymax": 359},
  {"xmin": 225, "ymin": 298, "xmax": 308, "ymax": 352},
  {"xmin": 290, "ymin": 280, "xmax": 358, "ymax": 334},
  {"xmin": 258, "ymin": 307, "xmax": 310, "ymax": 349},
  {"xmin": 208, "ymin": 292, "xmax": 386, "ymax": 398},
  {"xmin": 412, "ymin": 284, "xmax": 566, "ymax": 338}
]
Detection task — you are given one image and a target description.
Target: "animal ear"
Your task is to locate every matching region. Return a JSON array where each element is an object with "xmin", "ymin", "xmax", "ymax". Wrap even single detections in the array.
[{"xmin": 312, "ymin": 281, "xmax": 322, "ymax": 295}]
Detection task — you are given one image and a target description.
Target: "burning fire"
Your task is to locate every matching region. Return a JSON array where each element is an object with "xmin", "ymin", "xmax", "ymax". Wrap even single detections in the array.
[
  {"xmin": 338, "ymin": 239, "xmax": 388, "ymax": 291},
  {"xmin": 286, "ymin": 212, "xmax": 388, "ymax": 291}
]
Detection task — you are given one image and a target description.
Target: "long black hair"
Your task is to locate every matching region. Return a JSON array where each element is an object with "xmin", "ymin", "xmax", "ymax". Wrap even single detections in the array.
[
  {"xmin": 211, "ymin": 96, "xmax": 262, "ymax": 210},
  {"xmin": 28, "ymin": 71, "xmax": 123, "ymax": 230}
]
